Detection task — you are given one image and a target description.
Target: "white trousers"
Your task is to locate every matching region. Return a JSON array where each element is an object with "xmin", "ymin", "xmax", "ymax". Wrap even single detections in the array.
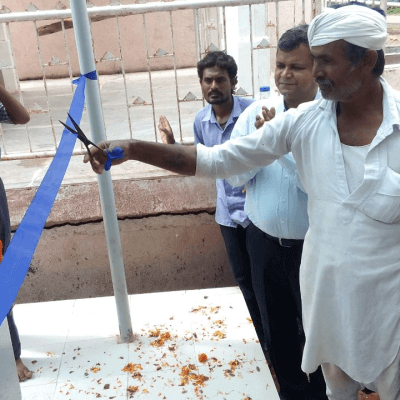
[{"xmin": 321, "ymin": 348, "xmax": 400, "ymax": 400}]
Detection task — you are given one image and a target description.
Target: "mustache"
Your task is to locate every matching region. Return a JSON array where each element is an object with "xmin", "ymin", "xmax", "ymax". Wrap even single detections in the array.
[
  {"xmin": 208, "ymin": 91, "xmax": 222, "ymax": 96},
  {"xmin": 315, "ymin": 78, "xmax": 333, "ymax": 87}
]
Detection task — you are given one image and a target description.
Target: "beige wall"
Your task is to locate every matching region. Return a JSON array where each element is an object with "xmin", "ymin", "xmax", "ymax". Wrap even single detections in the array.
[{"xmin": 4, "ymin": 0, "xmax": 197, "ymax": 80}]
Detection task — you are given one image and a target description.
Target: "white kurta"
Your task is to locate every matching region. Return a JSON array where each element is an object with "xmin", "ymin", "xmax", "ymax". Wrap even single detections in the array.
[{"xmin": 196, "ymin": 78, "xmax": 400, "ymax": 383}]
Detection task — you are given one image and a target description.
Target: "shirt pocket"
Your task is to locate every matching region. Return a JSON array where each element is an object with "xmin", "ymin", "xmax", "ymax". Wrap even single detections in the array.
[{"xmin": 361, "ymin": 167, "xmax": 400, "ymax": 224}]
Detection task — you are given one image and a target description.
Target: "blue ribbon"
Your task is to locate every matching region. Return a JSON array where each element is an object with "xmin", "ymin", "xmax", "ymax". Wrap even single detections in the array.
[
  {"xmin": 0, "ymin": 72, "xmax": 97, "ymax": 325},
  {"xmin": 105, "ymin": 147, "xmax": 124, "ymax": 171}
]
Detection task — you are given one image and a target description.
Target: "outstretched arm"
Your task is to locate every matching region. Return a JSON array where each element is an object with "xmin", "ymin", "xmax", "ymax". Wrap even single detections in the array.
[
  {"xmin": 83, "ymin": 139, "xmax": 197, "ymax": 175},
  {"xmin": 0, "ymin": 85, "xmax": 30, "ymax": 125}
]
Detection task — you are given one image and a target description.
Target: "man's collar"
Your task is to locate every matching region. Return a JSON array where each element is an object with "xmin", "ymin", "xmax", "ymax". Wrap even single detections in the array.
[{"xmin": 203, "ymin": 95, "xmax": 239, "ymax": 123}]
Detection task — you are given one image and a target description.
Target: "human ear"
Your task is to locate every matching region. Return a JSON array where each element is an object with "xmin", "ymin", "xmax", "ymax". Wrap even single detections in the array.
[
  {"xmin": 363, "ymin": 50, "xmax": 379, "ymax": 74},
  {"xmin": 231, "ymin": 76, "xmax": 238, "ymax": 89}
]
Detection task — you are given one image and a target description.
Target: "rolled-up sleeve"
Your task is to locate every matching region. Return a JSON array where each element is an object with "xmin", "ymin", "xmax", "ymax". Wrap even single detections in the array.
[{"xmin": 196, "ymin": 111, "xmax": 294, "ymax": 180}]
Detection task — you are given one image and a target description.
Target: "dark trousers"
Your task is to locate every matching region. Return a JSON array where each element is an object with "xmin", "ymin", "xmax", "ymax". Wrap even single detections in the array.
[
  {"xmin": 7, "ymin": 310, "xmax": 21, "ymax": 360},
  {"xmin": 0, "ymin": 177, "xmax": 21, "ymax": 361},
  {"xmin": 246, "ymin": 222, "xmax": 327, "ymax": 400},
  {"xmin": 219, "ymin": 224, "xmax": 264, "ymax": 346}
]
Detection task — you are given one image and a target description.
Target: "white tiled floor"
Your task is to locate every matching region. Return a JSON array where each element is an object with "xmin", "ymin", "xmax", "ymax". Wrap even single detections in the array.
[{"xmin": 14, "ymin": 287, "xmax": 279, "ymax": 400}]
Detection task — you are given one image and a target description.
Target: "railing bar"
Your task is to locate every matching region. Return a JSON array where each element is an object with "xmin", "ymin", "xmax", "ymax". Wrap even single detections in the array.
[
  {"xmin": 275, "ymin": 0, "xmax": 279, "ymax": 44},
  {"xmin": 0, "ymin": 24, "xmax": 12, "ymax": 155},
  {"xmin": 193, "ymin": 9, "xmax": 202, "ymax": 62},
  {"xmin": 205, "ymin": 8, "xmax": 211, "ymax": 48},
  {"xmin": 2, "ymin": 149, "xmax": 89, "ymax": 161},
  {"xmin": 169, "ymin": 11, "xmax": 183, "ymax": 142},
  {"xmin": 222, "ymin": 6, "xmax": 227, "ymax": 52},
  {"xmin": 249, "ymin": 5, "xmax": 255, "ymax": 98},
  {"xmin": 142, "ymin": 14, "xmax": 158, "ymax": 141},
  {"xmin": 33, "ymin": 20, "xmax": 58, "ymax": 150},
  {"xmin": 60, "ymin": 19, "xmax": 75, "ymax": 93},
  {"xmin": 0, "ymin": 0, "xmax": 292, "ymax": 23},
  {"xmin": 88, "ymin": 17, "xmax": 107, "ymax": 142},
  {"xmin": 302, "ymin": 0, "xmax": 306, "ymax": 24},
  {"xmin": 216, "ymin": 7, "xmax": 221, "ymax": 50},
  {"xmin": 115, "ymin": 15, "xmax": 134, "ymax": 140},
  {"xmin": 5, "ymin": 22, "xmax": 32, "ymax": 155}
]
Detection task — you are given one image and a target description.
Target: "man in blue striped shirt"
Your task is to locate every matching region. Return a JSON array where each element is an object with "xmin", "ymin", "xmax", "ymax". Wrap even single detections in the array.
[{"xmin": 158, "ymin": 51, "xmax": 265, "ymax": 349}]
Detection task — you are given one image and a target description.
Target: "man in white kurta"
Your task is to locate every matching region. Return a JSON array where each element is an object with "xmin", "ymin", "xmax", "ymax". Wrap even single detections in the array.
[
  {"xmin": 195, "ymin": 6, "xmax": 400, "ymax": 397},
  {"xmin": 84, "ymin": 3, "xmax": 400, "ymax": 398}
]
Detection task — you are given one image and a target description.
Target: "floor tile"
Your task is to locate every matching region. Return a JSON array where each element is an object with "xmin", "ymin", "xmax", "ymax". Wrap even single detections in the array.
[
  {"xmin": 53, "ymin": 375, "xmax": 128, "ymax": 399},
  {"xmin": 129, "ymin": 290, "xmax": 188, "ymax": 327},
  {"xmin": 58, "ymin": 338, "xmax": 129, "ymax": 381},
  {"xmin": 66, "ymin": 296, "xmax": 121, "ymax": 342},
  {"xmin": 21, "ymin": 382, "xmax": 57, "ymax": 400},
  {"xmin": 13, "ymin": 300, "xmax": 75, "ymax": 347},
  {"xmin": 126, "ymin": 368, "xmax": 197, "ymax": 399},
  {"xmin": 196, "ymin": 359, "xmax": 280, "ymax": 400},
  {"xmin": 12, "ymin": 289, "xmax": 279, "ymax": 400},
  {"xmin": 127, "ymin": 327, "xmax": 197, "ymax": 374},
  {"xmin": 19, "ymin": 343, "xmax": 65, "ymax": 387}
]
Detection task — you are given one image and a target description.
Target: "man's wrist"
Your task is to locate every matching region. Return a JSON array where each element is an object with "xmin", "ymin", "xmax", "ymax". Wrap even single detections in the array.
[{"xmin": 125, "ymin": 139, "xmax": 137, "ymax": 161}]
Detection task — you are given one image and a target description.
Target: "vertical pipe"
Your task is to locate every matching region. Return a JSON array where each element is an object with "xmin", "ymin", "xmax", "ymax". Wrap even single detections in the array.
[
  {"xmin": 142, "ymin": 14, "xmax": 158, "ymax": 141},
  {"xmin": 275, "ymin": 0, "xmax": 279, "ymax": 44},
  {"xmin": 249, "ymin": 4, "xmax": 255, "ymax": 98},
  {"xmin": 6, "ymin": 21, "xmax": 32, "ymax": 154},
  {"xmin": 115, "ymin": 16, "xmax": 134, "ymax": 140},
  {"xmin": 169, "ymin": 11, "xmax": 183, "ymax": 142},
  {"xmin": 33, "ymin": 20, "xmax": 57, "ymax": 150},
  {"xmin": 69, "ymin": 0, "xmax": 133, "ymax": 343},
  {"xmin": 193, "ymin": 9, "xmax": 202, "ymax": 62},
  {"xmin": 222, "ymin": 6, "xmax": 227, "ymax": 53}
]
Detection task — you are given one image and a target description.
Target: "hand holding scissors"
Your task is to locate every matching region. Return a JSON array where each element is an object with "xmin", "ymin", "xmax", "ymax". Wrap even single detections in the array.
[{"xmin": 60, "ymin": 113, "xmax": 124, "ymax": 171}]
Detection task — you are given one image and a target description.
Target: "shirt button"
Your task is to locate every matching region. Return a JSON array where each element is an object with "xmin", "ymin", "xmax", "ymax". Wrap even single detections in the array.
[
  {"xmin": 281, "ymin": 198, "xmax": 286, "ymax": 203},
  {"xmin": 284, "ymin": 174, "xmax": 288, "ymax": 179}
]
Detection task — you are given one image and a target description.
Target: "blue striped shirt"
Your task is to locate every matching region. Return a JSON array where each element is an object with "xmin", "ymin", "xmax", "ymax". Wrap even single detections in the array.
[{"xmin": 194, "ymin": 96, "xmax": 254, "ymax": 228}]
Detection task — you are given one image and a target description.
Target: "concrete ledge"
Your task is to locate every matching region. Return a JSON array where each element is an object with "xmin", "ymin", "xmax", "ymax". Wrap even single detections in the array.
[
  {"xmin": 7, "ymin": 175, "xmax": 217, "ymax": 229},
  {"xmin": 10, "ymin": 175, "xmax": 236, "ymax": 304}
]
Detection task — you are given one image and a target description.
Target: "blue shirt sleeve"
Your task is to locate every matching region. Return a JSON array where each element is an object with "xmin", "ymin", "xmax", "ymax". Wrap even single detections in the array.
[
  {"xmin": 0, "ymin": 102, "xmax": 13, "ymax": 125},
  {"xmin": 193, "ymin": 116, "xmax": 203, "ymax": 146}
]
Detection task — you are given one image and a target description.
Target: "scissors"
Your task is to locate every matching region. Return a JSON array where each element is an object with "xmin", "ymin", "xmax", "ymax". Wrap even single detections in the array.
[{"xmin": 59, "ymin": 113, "xmax": 107, "ymax": 157}]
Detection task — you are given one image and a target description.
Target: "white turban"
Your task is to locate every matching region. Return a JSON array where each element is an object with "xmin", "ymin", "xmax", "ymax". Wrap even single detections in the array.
[{"xmin": 308, "ymin": 5, "xmax": 387, "ymax": 50}]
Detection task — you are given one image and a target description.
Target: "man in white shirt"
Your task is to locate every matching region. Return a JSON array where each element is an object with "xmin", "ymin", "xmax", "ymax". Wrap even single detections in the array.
[
  {"xmin": 85, "ymin": 3, "xmax": 400, "ymax": 398},
  {"xmin": 228, "ymin": 25, "xmax": 327, "ymax": 400}
]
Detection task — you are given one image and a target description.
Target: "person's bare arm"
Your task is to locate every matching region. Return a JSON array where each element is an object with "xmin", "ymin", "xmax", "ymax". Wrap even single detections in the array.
[
  {"xmin": 0, "ymin": 85, "xmax": 30, "ymax": 124},
  {"xmin": 83, "ymin": 139, "xmax": 197, "ymax": 175}
]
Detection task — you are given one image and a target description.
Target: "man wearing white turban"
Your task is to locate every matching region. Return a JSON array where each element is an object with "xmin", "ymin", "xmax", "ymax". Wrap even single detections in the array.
[{"xmin": 85, "ymin": 2, "xmax": 400, "ymax": 399}]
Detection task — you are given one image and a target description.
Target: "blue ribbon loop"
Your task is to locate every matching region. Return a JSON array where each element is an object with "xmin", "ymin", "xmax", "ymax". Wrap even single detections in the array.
[
  {"xmin": 105, "ymin": 147, "xmax": 124, "ymax": 171},
  {"xmin": 0, "ymin": 72, "xmax": 96, "ymax": 325}
]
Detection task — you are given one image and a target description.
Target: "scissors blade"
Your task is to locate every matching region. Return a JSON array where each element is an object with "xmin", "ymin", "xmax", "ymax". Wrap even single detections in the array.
[
  {"xmin": 60, "ymin": 114, "xmax": 106, "ymax": 156},
  {"xmin": 59, "ymin": 119, "xmax": 78, "ymax": 135},
  {"xmin": 67, "ymin": 113, "xmax": 85, "ymax": 137}
]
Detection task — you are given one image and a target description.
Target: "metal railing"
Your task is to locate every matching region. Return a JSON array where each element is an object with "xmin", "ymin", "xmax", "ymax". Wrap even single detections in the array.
[{"xmin": 0, "ymin": 0, "xmax": 318, "ymax": 160}]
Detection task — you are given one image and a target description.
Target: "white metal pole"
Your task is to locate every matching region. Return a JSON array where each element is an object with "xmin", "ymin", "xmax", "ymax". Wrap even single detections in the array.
[{"xmin": 70, "ymin": 0, "xmax": 133, "ymax": 343}]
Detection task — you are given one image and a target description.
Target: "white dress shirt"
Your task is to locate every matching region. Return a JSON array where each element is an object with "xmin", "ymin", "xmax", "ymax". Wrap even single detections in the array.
[
  {"xmin": 227, "ymin": 93, "xmax": 321, "ymax": 239},
  {"xmin": 196, "ymin": 78, "xmax": 400, "ymax": 383}
]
